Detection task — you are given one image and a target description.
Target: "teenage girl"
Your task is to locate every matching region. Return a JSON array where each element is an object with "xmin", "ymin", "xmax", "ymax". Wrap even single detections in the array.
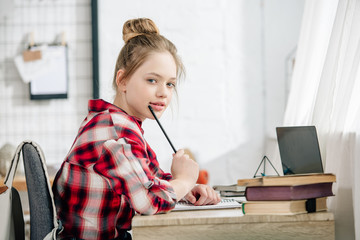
[{"xmin": 52, "ymin": 18, "xmax": 220, "ymax": 240}]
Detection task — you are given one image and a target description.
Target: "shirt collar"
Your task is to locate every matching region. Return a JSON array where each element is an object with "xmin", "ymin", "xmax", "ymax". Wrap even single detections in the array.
[{"xmin": 88, "ymin": 99, "xmax": 143, "ymax": 126}]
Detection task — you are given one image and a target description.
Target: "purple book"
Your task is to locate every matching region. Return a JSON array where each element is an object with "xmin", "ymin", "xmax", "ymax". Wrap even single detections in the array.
[{"xmin": 245, "ymin": 182, "xmax": 334, "ymax": 201}]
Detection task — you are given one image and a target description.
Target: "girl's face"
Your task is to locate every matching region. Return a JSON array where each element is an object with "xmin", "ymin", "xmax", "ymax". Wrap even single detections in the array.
[{"xmin": 116, "ymin": 51, "xmax": 177, "ymax": 121}]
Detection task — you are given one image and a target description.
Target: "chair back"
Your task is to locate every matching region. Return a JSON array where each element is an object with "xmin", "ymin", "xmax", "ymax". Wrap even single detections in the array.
[
  {"xmin": 22, "ymin": 143, "xmax": 56, "ymax": 240},
  {"xmin": 1, "ymin": 141, "xmax": 62, "ymax": 240}
]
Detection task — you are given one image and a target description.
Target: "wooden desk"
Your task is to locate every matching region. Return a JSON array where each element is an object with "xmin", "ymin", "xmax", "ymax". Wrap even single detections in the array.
[
  {"xmin": 0, "ymin": 176, "xmax": 54, "ymax": 191},
  {"xmin": 132, "ymin": 209, "xmax": 334, "ymax": 240}
]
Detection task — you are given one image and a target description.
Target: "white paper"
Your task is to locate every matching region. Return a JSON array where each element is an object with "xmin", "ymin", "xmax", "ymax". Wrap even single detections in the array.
[
  {"xmin": 14, "ymin": 45, "xmax": 68, "ymax": 95},
  {"xmin": 172, "ymin": 199, "xmax": 242, "ymax": 211}
]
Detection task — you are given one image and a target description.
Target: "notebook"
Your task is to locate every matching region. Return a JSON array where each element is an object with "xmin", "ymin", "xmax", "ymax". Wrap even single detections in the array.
[
  {"xmin": 173, "ymin": 199, "xmax": 242, "ymax": 211},
  {"xmin": 276, "ymin": 126, "xmax": 324, "ymax": 175}
]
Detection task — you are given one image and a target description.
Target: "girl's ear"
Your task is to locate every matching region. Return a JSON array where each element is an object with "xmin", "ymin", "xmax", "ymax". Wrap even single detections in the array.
[{"xmin": 116, "ymin": 69, "xmax": 126, "ymax": 93}]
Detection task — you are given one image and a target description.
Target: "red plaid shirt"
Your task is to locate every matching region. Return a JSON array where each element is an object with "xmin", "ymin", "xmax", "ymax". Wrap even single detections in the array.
[{"xmin": 52, "ymin": 99, "xmax": 176, "ymax": 240}]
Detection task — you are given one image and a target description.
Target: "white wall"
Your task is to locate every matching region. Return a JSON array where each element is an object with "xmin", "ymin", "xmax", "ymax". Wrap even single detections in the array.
[
  {"xmin": 263, "ymin": 0, "xmax": 305, "ymax": 173},
  {"xmin": 98, "ymin": 0, "xmax": 305, "ymax": 185}
]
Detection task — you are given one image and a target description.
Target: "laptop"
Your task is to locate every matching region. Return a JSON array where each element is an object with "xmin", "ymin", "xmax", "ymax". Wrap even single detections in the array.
[{"xmin": 276, "ymin": 126, "xmax": 324, "ymax": 175}]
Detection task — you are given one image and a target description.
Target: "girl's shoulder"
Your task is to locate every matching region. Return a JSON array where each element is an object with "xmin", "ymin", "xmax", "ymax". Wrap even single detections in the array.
[{"xmin": 109, "ymin": 110, "xmax": 144, "ymax": 137}]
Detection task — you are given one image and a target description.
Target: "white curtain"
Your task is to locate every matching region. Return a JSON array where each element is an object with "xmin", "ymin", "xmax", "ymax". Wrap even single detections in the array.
[{"xmin": 284, "ymin": 0, "xmax": 360, "ymax": 239}]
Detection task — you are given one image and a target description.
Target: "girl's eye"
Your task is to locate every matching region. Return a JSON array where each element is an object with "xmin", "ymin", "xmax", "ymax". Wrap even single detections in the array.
[
  {"xmin": 167, "ymin": 82, "xmax": 176, "ymax": 88},
  {"xmin": 147, "ymin": 79, "xmax": 156, "ymax": 83}
]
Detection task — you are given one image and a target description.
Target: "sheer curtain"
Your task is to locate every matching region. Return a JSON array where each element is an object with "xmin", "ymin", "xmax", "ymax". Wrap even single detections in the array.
[{"xmin": 284, "ymin": 0, "xmax": 360, "ymax": 239}]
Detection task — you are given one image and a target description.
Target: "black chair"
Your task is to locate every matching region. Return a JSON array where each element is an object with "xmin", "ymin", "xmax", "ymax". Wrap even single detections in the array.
[{"xmin": 21, "ymin": 142, "xmax": 62, "ymax": 240}]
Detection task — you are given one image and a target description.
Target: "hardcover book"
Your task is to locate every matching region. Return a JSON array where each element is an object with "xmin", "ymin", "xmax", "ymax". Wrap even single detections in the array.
[
  {"xmin": 242, "ymin": 197, "xmax": 327, "ymax": 215},
  {"xmin": 245, "ymin": 182, "xmax": 334, "ymax": 201},
  {"xmin": 237, "ymin": 173, "xmax": 336, "ymax": 187}
]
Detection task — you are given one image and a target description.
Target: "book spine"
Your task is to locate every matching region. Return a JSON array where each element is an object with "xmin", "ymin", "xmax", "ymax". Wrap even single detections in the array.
[
  {"xmin": 262, "ymin": 174, "xmax": 336, "ymax": 186},
  {"xmin": 245, "ymin": 182, "xmax": 333, "ymax": 201},
  {"xmin": 241, "ymin": 197, "xmax": 327, "ymax": 215}
]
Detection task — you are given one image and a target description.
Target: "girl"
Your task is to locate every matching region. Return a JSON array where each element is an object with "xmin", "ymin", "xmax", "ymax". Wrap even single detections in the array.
[{"xmin": 52, "ymin": 18, "xmax": 220, "ymax": 240}]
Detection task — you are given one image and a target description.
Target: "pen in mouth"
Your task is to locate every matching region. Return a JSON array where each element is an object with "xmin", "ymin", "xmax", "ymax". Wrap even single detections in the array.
[{"xmin": 148, "ymin": 105, "xmax": 177, "ymax": 153}]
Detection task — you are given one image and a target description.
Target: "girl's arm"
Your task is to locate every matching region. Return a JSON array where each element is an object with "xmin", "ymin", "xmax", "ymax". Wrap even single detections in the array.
[
  {"xmin": 169, "ymin": 149, "xmax": 199, "ymax": 200},
  {"xmin": 98, "ymin": 139, "xmax": 177, "ymax": 215},
  {"xmin": 169, "ymin": 149, "xmax": 221, "ymax": 205}
]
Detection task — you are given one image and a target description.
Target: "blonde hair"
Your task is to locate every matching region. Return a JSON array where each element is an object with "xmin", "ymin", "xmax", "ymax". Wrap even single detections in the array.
[{"xmin": 112, "ymin": 18, "xmax": 184, "ymax": 90}]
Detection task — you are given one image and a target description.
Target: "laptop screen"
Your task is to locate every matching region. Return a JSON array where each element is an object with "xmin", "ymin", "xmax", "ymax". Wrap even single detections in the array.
[{"xmin": 276, "ymin": 126, "xmax": 324, "ymax": 175}]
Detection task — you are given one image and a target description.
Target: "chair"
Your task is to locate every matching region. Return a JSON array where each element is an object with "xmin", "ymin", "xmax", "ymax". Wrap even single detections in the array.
[
  {"xmin": 22, "ymin": 142, "xmax": 61, "ymax": 240},
  {"xmin": 22, "ymin": 142, "xmax": 56, "ymax": 240},
  {"xmin": 1, "ymin": 141, "xmax": 61, "ymax": 240}
]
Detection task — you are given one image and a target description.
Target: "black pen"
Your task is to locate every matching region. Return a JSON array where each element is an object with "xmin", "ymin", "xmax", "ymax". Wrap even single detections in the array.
[{"xmin": 148, "ymin": 105, "xmax": 177, "ymax": 153}]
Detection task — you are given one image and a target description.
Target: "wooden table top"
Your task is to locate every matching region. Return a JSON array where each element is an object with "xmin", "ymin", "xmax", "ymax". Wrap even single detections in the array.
[
  {"xmin": 132, "ymin": 209, "xmax": 334, "ymax": 227},
  {"xmin": 0, "ymin": 176, "xmax": 54, "ymax": 191}
]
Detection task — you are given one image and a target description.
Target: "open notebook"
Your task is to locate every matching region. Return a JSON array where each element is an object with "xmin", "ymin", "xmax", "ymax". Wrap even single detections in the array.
[{"xmin": 173, "ymin": 198, "xmax": 242, "ymax": 211}]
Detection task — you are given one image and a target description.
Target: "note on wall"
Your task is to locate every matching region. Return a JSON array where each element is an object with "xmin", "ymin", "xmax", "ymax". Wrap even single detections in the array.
[{"xmin": 14, "ymin": 45, "xmax": 68, "ymax": 100}]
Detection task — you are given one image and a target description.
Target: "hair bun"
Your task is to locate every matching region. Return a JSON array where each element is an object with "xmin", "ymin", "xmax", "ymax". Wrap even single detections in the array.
[{"xmin": 123, "ymin": 18, "xmax": 160, "ymax": 43}]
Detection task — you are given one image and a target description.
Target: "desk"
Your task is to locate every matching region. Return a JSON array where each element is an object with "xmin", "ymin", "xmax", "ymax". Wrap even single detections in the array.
[
  {"xmin": 0, "ymin": 176, "xmax": 54, "ymax": 191},
  {"xmin": 132, "ymin": 209, "xmax": 334, "ymax": 240},
  {"xmin": 1, "ymin": 176, "xmax": 28, "ymax": 191}
]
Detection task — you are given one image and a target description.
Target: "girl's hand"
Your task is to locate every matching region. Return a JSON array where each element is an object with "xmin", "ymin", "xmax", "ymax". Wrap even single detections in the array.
[
  {"xmin": 169, "ymin": 149, "xmax": 199, "ymax": 201},
  {"xmin": 171, "ymin": 149, "xmax": 199, "ymax": 188},
  {"xmin": 184, "ymin": 184, "xmax": 221, "ymax": 206}
]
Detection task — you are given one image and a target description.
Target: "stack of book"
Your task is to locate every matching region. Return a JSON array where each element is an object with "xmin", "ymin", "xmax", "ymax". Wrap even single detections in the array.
[
  {"xmin": 213, "ymin": 184, "xmax": 246, "ymax": 198},
  {"xmin": 237, "ymin": 173, "xmax": 336, "ymax": 215}
]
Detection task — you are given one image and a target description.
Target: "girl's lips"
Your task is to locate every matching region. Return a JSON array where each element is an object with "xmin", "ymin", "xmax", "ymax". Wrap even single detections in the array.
[{"xmin": 150, "ymin": 103, "xmax": 165, "ymax": 111}]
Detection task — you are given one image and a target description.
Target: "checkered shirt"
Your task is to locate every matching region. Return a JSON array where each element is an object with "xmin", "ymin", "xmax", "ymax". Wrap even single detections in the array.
[{"xmin": 52, "ymin": 99, "xmax": 176, "ymax": 240}]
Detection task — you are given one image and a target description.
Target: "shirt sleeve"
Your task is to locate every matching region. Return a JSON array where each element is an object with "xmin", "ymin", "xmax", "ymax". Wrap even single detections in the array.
[{"xmin": 94, "ymin": 135, "xmax": 177, "ymax": 215}]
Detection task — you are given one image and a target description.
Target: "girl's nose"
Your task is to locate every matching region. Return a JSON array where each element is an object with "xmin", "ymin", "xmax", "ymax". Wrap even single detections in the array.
[{"xmin": 156, "ymin": 84, "xmax": 169, "ymax": 98}]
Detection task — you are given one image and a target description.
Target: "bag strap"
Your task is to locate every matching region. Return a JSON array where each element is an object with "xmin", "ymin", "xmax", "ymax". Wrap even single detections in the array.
[
  {"xmin": 3, "ymin": 140, "xmax": 63, "ymax": 237},
  {"xmin": 3, "ymin": 142, "xmax": 25, "ymax": 188}
]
